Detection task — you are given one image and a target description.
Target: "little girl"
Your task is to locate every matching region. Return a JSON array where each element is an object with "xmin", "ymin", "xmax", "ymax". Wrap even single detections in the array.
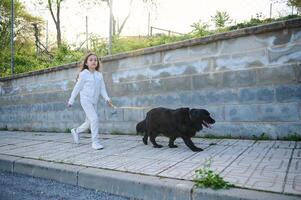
[{"xmin": 67, "ymin": 53, "xmax": 113, "ymax": 150}]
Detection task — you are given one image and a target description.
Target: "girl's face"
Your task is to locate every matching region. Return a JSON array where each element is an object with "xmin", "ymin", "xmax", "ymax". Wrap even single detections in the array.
[{"xmin": 86, "ymin": 55, "xmax": 98, "ymax": 70}]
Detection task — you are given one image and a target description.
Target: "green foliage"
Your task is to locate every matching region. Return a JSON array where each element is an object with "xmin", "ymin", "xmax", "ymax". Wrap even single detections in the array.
[
  {"xmin": 201, "ymin": 134, "xmax": 233, "ymax": 139},
  {"xmin": 280, "ymin": 132, "xmax": 301, "ymax": 141},
  {"xmin": 111, "ymin": 34, "xmax": 192, "ymax": 54},
  {"xmin": 146, "ymin": 34, "xmax": 192, "ymax": 47},
  {"xmin": 252, "ymin": 132, "xmax": 270, "ymax": 140},
  {"xmin": 111, "ymin": 130, "xmax": 123, "ymax": 135},
  {"xmin": 65, "ymin": 128, "xmax": 71, "ymax": 133},
  {"xmin": 89, "ymin": 34, "xmax": 108, "ymax": 57},
  {"xmin": 51, "ymin": 44, "xmax": 83, "ymax": 65},
  {"xmin": 285, "ymin": 0, "xmax": 301, "ymax": 11},
  {"xmin": 0, "ymin": 126, "xmax": 8, "ymax": 131},
  {"xmin": 0, "ymin": 0, "xmax": 43, "ymax": 77},
  {"xmin": 1, "ymin": 0, "xmax": 300, "ymax": 78},
  {"xmin": 211, "ymin": 11, "xmax": 232, "ymax": 29},
  {"xmin": 193, "ymin": 158, "xmax": 233, "ymax": 189},
  {"xmin": 190, "ymin": 20, "xmax": 211, "ymax": 37},
  {"xmin": 229, "ymin": 14, "xmax": 300, "ymax": 30},
  {"xmin": 112, "ymin": 36, "xmax": 150, "ymax": 54}
]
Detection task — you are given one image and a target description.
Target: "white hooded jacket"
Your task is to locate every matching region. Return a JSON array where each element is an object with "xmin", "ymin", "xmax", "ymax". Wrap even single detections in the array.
[{"xmin": 68, "ymin": 69, "xmax": 110, "ymax": 105}]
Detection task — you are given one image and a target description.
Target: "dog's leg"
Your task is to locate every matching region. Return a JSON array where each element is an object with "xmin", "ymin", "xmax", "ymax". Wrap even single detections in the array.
[
  {"xmin": 150, "ymin": 135, "xmax": 163, "ymax": 148},
  {"xmin": 143, "ymin": 133, "xmax": 148, "ymax": 145},
  {"xmin": 168, "ymin": 136, "xmax": 178, "ymax": 148},
  {"xmin": 182, "ymin": 136, "xmax": 203, "ymax": 152}
]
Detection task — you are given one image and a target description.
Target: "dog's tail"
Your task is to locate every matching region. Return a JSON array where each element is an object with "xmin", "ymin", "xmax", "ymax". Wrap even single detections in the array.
[{"xmin": 136, "ymin": 119, "xmax": 146, "ymax": 134}]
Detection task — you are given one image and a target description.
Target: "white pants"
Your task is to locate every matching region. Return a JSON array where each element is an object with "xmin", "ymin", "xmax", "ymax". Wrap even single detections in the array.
[{"xmin": 75, "ymin": 99, "xmax": 100, "ymax": 143}]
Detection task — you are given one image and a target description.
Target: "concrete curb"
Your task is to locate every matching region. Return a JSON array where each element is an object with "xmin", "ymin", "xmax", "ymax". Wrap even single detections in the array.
[
  {"xmin": 78, "ymin": 167, "xmax": 193, "ymax": 200},
  {"xmin": 0, "ymin": 154, "xmax": 300, "ymax": 200}
]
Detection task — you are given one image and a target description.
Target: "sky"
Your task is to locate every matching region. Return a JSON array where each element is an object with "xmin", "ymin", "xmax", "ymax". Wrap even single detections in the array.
[{"xmin": 22, "ymin": 0, "xmax": 293, "ymax": 47}]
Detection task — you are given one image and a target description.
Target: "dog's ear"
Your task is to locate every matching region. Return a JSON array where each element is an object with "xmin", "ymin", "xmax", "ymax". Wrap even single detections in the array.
[
  {"xmin": 189, "ymin": 109, "xmax": 199, "ymax": 120},
  {"xmin": 177, "ymin": 107, "xmax": 190, "ymax": 122}
]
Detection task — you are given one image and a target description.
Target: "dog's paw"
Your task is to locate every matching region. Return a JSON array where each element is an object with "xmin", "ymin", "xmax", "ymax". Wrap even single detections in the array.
[
  {"xmin": 154, "ymin": 145, "xmax": 163, "ymax": 148},
  {"xmin": 168, "ymin": 144, "xmax": 178, "ymax": 148},
  {"xmin": 142, "ymin": 138, "xmax": 147, "ymax": 145},
  {"xmin": 192, "ymin": 148, "xmax": 203, "ymax": 152}
]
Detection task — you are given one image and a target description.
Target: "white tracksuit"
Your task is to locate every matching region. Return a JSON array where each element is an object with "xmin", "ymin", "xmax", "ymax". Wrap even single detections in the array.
[{"xmin": 68, "ymin": 69, "xmax": 110, "ymax": 144}]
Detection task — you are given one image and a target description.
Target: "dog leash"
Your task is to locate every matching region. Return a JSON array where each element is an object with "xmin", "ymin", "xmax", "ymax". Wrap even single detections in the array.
[
  {"xmin": 109, "ymin": 104, "xmax": 150, "ymax": 115},
  {"xmin": 112, "ymin": 105, "xmax": 149, "ymax": 110}
]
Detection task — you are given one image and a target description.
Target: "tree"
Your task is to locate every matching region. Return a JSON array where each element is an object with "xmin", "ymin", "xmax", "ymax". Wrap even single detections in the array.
[
  {"xmin": 81, "ymin": 0, "xmax": 156, "ymax": 37},
  {"xmin": 190, "ymin": 20, "xmax": 210, "ymax": 37},
  {"xmin": 0, "ymin": 0, "xmax": 42, "ymax": 77},
  {"xmin": 272, "ymin": 0, "xmax": 301, "ymax": 13},
  {"xmin": 36, "ymin": 0, "xmax": 65, "ymax": 47},
  {"xmin": 287, "ymin": 0, "xmax": 301, "ymax": 12},
  {"xmin": 48, "ymin": 0, "xmax": 64, "ymax": 47},
  {"xmin": 211, "ymin": 11, "xmax": 232, "ymax": 29}
]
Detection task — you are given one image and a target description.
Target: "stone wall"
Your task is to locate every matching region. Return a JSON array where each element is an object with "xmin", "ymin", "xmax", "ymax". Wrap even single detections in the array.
[{"xmin": 1, "ymin": 18, "xmax": 301, "ymax": 138}]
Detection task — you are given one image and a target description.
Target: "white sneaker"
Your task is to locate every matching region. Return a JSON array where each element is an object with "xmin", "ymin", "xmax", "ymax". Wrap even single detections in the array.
[
  {"xmin": 71, "ymin": 128, "xmax": 79, "ymax": 144},
  {"xmin": 92, "ymin": 142, "xmax": 104, "ymax": 150}
]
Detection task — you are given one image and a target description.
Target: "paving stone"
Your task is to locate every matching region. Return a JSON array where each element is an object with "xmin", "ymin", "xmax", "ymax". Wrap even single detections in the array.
[
  {"xmin": 233, "ymin": 140, "xmax": 256, "ymax": 147},
  {"xmin": 88, "ymin": 155, "xmax": 150, "ymax": 171},
  {"xmin": 255, "ymin": 159, "xmax": 290, "ymax": 173},
  {"xmin": 42, "ymin": 145, "xmax": 91, "ymax": 161},
  {"xmin": 287, "ymin": 159, "xmax": 301, "ymax": 174},
  {"xmin": 1, "ymin": 131, "xmax": 301, "ymax": 196},
  {"xmin": 221, "ymin": 165, "xmax": 256, "ymax": 178},
  {"xmin": 116, "ymin": 160, "xmax": 177, "ymax": 175},
  {"xmin": 296, "ymin": 142, "xmax": 301, "ymax": 149},
  {"xmin": 251, "ymin": 171, "xmax": 287, "ymax": 181},
  {"xmin": 253, "ymin": 140, "xmax": 276, "ymax": 149},
  {"xmin": 159, "ymin": 162, "xmax": 207, "ymax": 179},
  {"xmin": 227, "ymin": 156, "xmax": 261, "ymax": 168},
  {"xmin": 284, "ymin": 174, "xmax": 301, "ymax": 195},
  {"xmin": 186, "ymin": 145, "xmax": 230, "ymax": 162},
  {"xmin": 66, "ymin": 153, "xmax": 110, "ymax": 165},
  {"xmin": 0, "ymin": 140, "xmax": 45, "ymax": 151},
  {"xmin": 19, "ymin": 143, "xmax": 82, "ymax": 158},
  {"xmin": 245, "ymin": 177, "xmax": 284, "ymax": 193},
  {"xmin": 235, "ymin": 146, "xmax": 269, "ymax": 160},
  {"xmin": 218, "ymin": 139, "xmax": 239, "ymax": 146},
  {"xmin": 114, "ymin": 158, "xmax": 157, "ymax": 173},
  {"xmin": 222, "ymin": 175, "xmax": 249, "ymax": 187},
  {"xmin": 293, "ymin": 149, "xmax": 301, "ymax": 159},
  {"xmin": 199, "ymin": 138, "xmax": 221, "ymax": 145},
  {"xmin": 273, "ymin": 141, "xmax": 296, "ymax": 149},
  {"xmin": 158, "ymin": 162, "xmax": 224, "ymax": 179},
  {"xmin": 265, "ymin": 148, "xmax": 293, "ymax": 160},
  {"xmin": 218, "ymin": 145, "xmax": 249, "ymax": 157}
]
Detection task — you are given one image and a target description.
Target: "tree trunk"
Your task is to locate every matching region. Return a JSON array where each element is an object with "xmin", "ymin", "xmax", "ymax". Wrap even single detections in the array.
[
  {"xmin": 48, "ymin": 0, "xmax": 62, "ymax": 48},
  {"xmin": 56, "ymin": 0, "xmax": 62, "ymax": 47},
  {"xmin": 116, "ymin": 0, "xmax": 133, "ymax": 36},
  {"xmin": 56, "ymin": 23, "xmax": 61, "ymax": 47}
]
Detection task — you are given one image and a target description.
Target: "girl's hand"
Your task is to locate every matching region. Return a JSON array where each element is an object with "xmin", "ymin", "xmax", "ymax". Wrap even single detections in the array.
[
  {"xmin": 67, "ymin": 102, "xmax": 72, "ymax": 109},
  {"xmin": 106, "ymin": 100, "xmax": 114, "ymax": 108}
]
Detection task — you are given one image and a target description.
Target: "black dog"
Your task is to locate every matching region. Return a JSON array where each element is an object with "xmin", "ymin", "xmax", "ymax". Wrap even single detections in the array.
[{"xmin": 136, "ymin": 107, "xmax": 215, "ymax": 152}]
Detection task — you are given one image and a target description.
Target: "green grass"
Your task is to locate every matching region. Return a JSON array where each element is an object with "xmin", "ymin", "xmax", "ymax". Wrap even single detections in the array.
[
  {"xmin": 0, "ymin": 126, "xmax": 8, "ymax": 131},
  {"xmin": 193, "ymin": 157, "xmax": 233, "ymax": 189},
  {"xmin": 65, "ymin": 128, "xmax": 71, "ymax": 133},
  {"xmin": 279, "ymin": 133, "xmax": 301, "ymax": 141},
  {"xmin": 199, "ymin": 134, "xmax": 233, "ymax": 139},
  {"xmin": 252, "ymin": 132, "xmax": 270, "ymax": 140},
  {"xmin": 111, "ymin": 130, "xmax": 126, "ymax": 135}
]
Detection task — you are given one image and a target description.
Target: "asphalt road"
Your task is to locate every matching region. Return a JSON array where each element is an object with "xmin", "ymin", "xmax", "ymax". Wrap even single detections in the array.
[{"xmin": 0, "ymin": 170, "xmax": 136, "ymax": 200}]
